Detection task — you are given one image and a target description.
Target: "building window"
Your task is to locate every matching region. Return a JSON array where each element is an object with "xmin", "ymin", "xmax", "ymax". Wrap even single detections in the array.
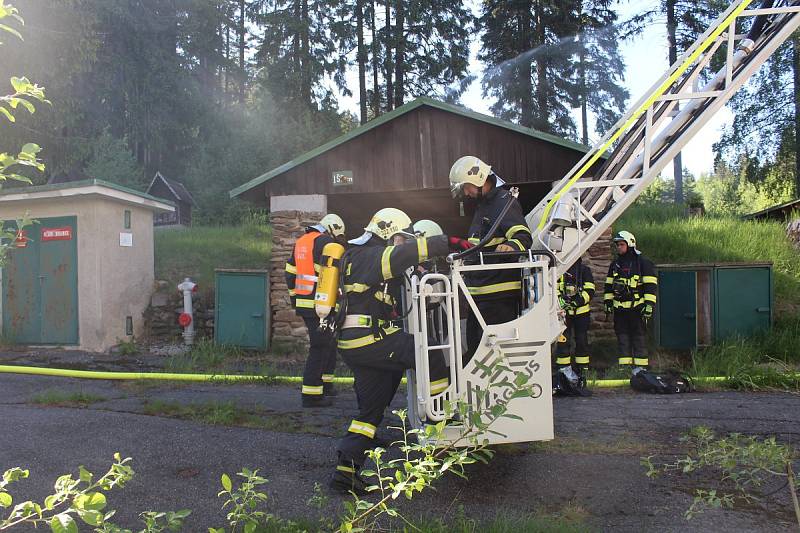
[{"xmin": 124, "ymin": 210, "xmax": 131, "ymax": 229}]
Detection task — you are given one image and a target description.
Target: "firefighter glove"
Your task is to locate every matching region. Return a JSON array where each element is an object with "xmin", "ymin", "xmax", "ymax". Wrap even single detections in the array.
[
  {"xmin": 448, "ymin": 236, "xmax": 473, "ymax": 251},
  {"xmin": 641, "ymin": 304, "xmax": 654, "ymax": 319},
  {"xmin": 604, "ymin": 300, "xmax": 614, "ymax": 314}
]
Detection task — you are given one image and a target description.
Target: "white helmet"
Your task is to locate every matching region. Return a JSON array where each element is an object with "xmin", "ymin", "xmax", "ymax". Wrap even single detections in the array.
[
  {"xmin": 413, "ymin": 219, "xmax": 443, "ymax": 238},
  {"xmin": 319, "ymin": 213, "xmax": 345, "ymax": 237},
  {"xmin": 364, "ymin": 208, "xmax": 414, "ymax": 241},
  {"xmin": 449, "ymin": 156, "xmax": 492, "ymax": 198}
]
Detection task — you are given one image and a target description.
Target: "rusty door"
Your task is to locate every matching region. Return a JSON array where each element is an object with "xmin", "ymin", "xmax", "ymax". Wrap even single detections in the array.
[{"xmin": 2, "ymin": 216, "xmax": 78, "ymax": 344}]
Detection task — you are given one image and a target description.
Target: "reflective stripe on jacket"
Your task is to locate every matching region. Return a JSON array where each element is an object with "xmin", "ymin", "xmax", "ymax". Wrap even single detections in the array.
[
  {"xmin": 337, "ymin": 235, "xmax": 449, "ymax": 350},
  {"xmin": 286, "ymin": 229, "xmax": 333, "ymax": 316},
  {"xmin": 603, "ymin": 251, "xmax": 657, "ymax": 311},
  {"xmin": 464, "ymin": 185, "xmax": 532, "ymax": 299},
  {"xmin": 558, "ymin": 260, "xmax": 595, "ymax": 316}
]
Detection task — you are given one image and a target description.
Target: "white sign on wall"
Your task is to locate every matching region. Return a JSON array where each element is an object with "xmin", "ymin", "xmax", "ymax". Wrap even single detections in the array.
[{"xmin": 119, "ymin": 232, "xmax": 133, "ymax": 247}]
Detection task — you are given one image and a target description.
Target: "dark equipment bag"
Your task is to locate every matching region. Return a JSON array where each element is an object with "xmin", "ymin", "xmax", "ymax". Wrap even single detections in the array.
[{"xmin": 630, "ymin": 368, "xmax": 694, "ymax": 394}]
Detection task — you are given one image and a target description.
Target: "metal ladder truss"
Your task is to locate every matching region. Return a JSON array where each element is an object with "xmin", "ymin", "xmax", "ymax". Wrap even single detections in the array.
[
  {"xmin": 526, "ymin": 0, "xmax": 800, "ymax": 280},
  {"xmin": 409, "ymin": 272, "xmax": 459, "ymax": 423}
]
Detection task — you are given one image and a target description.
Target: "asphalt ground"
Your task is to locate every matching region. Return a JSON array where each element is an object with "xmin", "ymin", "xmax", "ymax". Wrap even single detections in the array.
[{"xmin": 2, "ymin": 368, "xmax": 799, "ymax": 533}]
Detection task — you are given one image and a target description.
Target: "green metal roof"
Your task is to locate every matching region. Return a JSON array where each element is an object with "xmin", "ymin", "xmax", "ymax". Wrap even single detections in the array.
[
  {"xmin": 229, "ymin": 96, "xmax": 593, "ymax": 199},
  {"xmin": 0, "ymin": 178, "xmax": 175, "ymax": 207}
]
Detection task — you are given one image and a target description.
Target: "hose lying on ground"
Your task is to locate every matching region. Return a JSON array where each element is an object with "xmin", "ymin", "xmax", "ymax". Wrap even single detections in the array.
[{"xmin": 0, "ymin": 364, "xmax": 735, "ymax": 388}]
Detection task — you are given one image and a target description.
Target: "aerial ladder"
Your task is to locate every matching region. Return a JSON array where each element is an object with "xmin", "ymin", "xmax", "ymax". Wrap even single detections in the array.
[{"xmin": 406, "ymin": 0, "xmax": 800, "ymax": 445}]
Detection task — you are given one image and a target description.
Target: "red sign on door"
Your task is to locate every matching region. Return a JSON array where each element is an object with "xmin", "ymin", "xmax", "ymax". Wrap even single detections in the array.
[
  {"xmin": 41, "ymin": 227, "xmax": 72, "ymax": 241},
  {"xmin": 14, "ymin": 229, "xmax": 28, "ymax": 248}
]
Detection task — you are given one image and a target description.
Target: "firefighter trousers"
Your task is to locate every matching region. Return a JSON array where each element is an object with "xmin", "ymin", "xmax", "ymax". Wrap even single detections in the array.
[
  {"xmin": 613, "ymin": 309, "xmax": 648, "ymax": 367},
  {"xmin": 337, "ymin": 330, "xmax": 448, "ymax": 467},
  {"xmin": 465, "ymin": 296, "xmax": 519, "ymax": 364},
  {"xmin": 555, "ymin": 313, "xmax": 590, "ymax": 367},
  {"xmin": 301, "ymin": 315, "xmax": 337, "ymax": 397}
]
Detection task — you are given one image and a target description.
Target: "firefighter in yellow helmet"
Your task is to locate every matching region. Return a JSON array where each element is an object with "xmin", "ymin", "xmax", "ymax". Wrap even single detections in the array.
[
  {"xmin": 329, "ymin": 208, "xmax": 451, "ymax": 495},
  {"xmin": 285, "ymin": 213, "xmax": 346, "ymax": 408},
  {"xmin": 603, "ymin": 231, "xmax": 658, "ymax": 371},
  {"xmin": 449, "ymin": 156, "xmax": 533, "ymax": 361}
]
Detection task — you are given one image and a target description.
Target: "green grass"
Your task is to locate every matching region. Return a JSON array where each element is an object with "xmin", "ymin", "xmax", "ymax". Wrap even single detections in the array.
[
  {"xmin": 31, "ymin": 390, "xmax": 107, "ymax": 407},
  {"xmin": 165, "ymin": 338, "xmax": 246, "ymax": 372},
  {"xmin": 154, "ymin": 220, "xmax": 271, "ymax": 290},
  {"xmin": 409, "ymin": 509, "xmax": 591, "ymax": 533},
  {"xmin": 617, "ymin": 205, "xmax": 800, "ymax": 306},
  {"xmin": 141, "ymin": 399, "xmax": 334, "ymax": 434}
]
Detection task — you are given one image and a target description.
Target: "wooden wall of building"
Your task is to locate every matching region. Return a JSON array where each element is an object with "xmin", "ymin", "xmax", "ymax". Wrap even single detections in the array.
[{"xmin": 251, "ymin": 104, "xmax": 588, "ymax": 202}]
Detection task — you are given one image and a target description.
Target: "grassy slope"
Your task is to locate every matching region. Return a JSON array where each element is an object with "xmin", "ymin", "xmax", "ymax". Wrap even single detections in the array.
[
  {"xmin": 616, "ymin": 205, "xmax": 800, "ymax": 308},
  {"xmin": 616, "ymin": 205, "xmax": 800, "ymax": 376},
  {"xmin": 154, "ymin": 222, "xmax": 271, "ymax": 291}
]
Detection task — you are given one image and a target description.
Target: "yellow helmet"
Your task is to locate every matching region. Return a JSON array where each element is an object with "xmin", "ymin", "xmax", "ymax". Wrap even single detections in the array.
[
  {"xmin": 413, "ymin": 219, "xmax": 443, "ymax": 238},
  {"xmin": 319, "ymin": 213, "xmax": 345, "ymax": 237},
  {"xmin": 364, "ymin": 208, "xmax": 414, "ymax": 241},
  {"xmin": 449, "ymin": 156, "xmax": 492, "ymax": 198}
]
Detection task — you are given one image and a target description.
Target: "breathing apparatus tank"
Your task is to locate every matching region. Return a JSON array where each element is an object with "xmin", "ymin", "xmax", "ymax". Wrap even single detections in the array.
[{"xmin": 315, "ymin": 241, "xmax": 346, "ymax": 320}]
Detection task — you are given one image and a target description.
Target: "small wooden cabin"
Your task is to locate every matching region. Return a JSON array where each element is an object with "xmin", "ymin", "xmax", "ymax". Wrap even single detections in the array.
[
  {"xmin": 231, "ymin": 97, "xmax": 596, "ymax": 237},
  {"xmin": 146, "ymin": 171, "xmax": 196, "ymax": 227},
  {"xmin": 230, "ymin": 97, "xmax": 604, "ymax": 350}
]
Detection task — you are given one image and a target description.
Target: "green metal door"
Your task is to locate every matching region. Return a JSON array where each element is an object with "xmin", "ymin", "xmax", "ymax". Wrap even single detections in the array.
[
  {"xmin": 714, "ymin": 267, "xmax": 772, "ymax": 340},
  {"xmin": 657, "ymin": 270, "xmax": 697, "ymax": 349},
  {"xmin": 215, "ymin": 270, "xmax": 268, "ymax": 349},
  {"xmin": 2, "ymin": 216, "xmax": 78, "ymax": 344}
]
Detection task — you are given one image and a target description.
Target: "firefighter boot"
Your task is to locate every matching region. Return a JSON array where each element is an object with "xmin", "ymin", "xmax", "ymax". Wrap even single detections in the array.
[
  {"xmin": 329, "ymin": 464, "xmax": 369, "ymax": 496},
  {"xmin": 302, "ymin": 394, "xmax": 333, "ymax": 408}
]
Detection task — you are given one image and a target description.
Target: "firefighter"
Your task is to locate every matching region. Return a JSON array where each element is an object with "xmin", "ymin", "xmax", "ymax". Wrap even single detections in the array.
[
  {"xmin": 603, "ymin": 231, "xmax": 657, "ymax": 370},
  {"xmin": 285, "ymin": 213, "xmax": 346, "ymax": 408},
  {"xmin": 330, "ymin": 208, "xmax": 450, "ymax": 495},
  {"xmin": 556, "ymin": 257, "xmax": 595, "ymax": 378},
  {"xmin": 448, "ymin": 156, "xmax": 533, "ymax": 361}
]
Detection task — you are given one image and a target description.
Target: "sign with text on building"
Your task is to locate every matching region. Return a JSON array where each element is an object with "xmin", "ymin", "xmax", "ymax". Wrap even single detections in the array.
[
  {"xmin": 332, "ymin": 170, "xmax": 353, "ymax": 187},
  {"xmin": 119, "ymin": 232, "xmax": 133, "ymax": 247},
  {"xmin": 41, "ymin": 227, "xmax": 72, "ymax": 241}
]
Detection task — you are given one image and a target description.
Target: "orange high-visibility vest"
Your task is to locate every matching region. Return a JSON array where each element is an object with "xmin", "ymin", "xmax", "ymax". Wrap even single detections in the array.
[{"xmin": 294, "ymin": 231, "xmax": 323, "ymax": 296}]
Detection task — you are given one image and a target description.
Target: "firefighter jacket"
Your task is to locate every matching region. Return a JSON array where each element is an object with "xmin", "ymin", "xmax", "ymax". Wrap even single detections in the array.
[
  {"xmin": 465, "ymin": 185, "xmax": 533, "ymax": 300},
  {"xmin": 285, "ymin": 228, "xmax": 335, "ymax": 317},
  {"xmin": 558, "ymin": 259, "xmax": 595, "ymax": 316},
  {"xmin": 603, "ymin": 250, "xmax": 657, "ymax": 312},
  {"xmin": 337, "ymin": 234, "xmax": 449, "ymax": 351}
]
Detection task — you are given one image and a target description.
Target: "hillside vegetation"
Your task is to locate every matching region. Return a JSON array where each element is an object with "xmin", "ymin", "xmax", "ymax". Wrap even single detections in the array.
[
  {"xmin": 617, "ymin": 205, "xmax": 800, "ymax": 379},
  {"xmin": 154, "ymin": 217, "xmax": 271, "ymax": 292}
]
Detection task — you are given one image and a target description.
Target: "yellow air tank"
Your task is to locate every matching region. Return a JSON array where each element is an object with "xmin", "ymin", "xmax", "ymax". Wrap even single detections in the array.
[{"xmin": 315, "ymin": 242, "xmax": 346, "ymax": 319}]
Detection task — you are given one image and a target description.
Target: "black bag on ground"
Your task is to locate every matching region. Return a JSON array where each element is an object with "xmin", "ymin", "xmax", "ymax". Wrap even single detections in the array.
[
  {"xmin": 553, "ymin": 367, "xmax": 592, "ymax": 397},
  {"xmin": 630, "ymin": 368, "xmax": 693, "ymax": 394}
]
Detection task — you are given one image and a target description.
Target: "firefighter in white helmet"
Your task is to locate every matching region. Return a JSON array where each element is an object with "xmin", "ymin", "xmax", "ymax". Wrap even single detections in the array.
[
  {"xmin": 449, "ymin": 156, "xmax": 533, "ymax": 361},
  {"xmin": 329, "ymin": 208, "xmax": 451, "ymax": 495},
  {"xmin": 285, "ymin": 213, "xmax": 346, "ymax": 408},
  {"xmin": 603, "ymin": 231, "xmax": 658, "ymax": 371}
]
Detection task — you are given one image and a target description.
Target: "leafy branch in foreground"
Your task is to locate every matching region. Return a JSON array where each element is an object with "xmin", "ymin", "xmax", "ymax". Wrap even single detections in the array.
[
  {"xmin": 0, "ymin": 1, "xmax": 47, "ymax": 267},
  {"xmin": 339, "ymin": 354, "xmax": 538, "ymax": 532},
  {"xmin": 642, "ymin": 426, "xmax": 800, "ymax": 525},
  {"xmin": 0, "ymin": 453, "xmax": 190, "ymax": 533}
]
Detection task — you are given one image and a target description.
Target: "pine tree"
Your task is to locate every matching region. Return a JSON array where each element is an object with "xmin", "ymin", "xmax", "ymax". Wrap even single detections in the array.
[
  {"xmin": 254, "ymin": 0, "xmax": 338, "ymax": 111},
  {"xmin": 574, "ymin": 0, "xmax": 627, "ymax": 144},
  {"xmin": 479, "ymin": 1, "xmax": 581, "ymax": 137}
]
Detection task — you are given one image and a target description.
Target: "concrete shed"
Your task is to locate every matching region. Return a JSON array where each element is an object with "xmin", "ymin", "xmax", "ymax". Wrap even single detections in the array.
[{"xmin": 0, "ymin": 179, "xmax": 174, "ymax": 352}]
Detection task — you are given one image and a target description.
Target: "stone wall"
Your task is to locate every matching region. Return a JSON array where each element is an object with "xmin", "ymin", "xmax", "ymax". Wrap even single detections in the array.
[
  {"xmin": 584, "ymin": 227, "xmax": 614, "ymax": 341},
  {"xmin": 269, "ymin": 210, "xmax": 325, "ymax": 352},
  {"xmin": 143, "ymin": 280, "xmax": 214, "ymax": 343}
]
